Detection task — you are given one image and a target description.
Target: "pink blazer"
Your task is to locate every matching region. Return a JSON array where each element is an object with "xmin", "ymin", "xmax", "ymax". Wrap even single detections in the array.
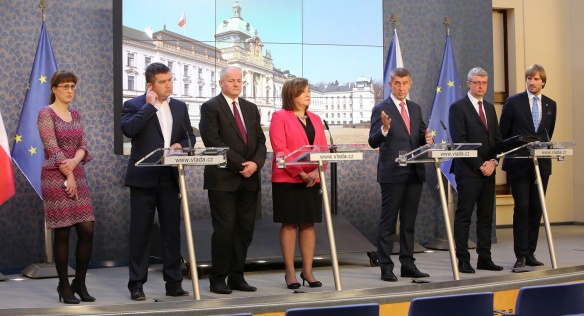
[{"xmin": 269, "ymin": 109, "xmax": 328, "ymax": 183}]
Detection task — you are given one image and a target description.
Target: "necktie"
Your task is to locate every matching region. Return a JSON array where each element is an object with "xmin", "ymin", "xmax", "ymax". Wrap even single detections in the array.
[
  {"xmin": 532, "ymin": 96, "xmax": 539, "ymax": 131},
  {"xmin": 478, "ymin": 100, "xmax": 488, "ymax": 132},
  {"xmin": 232, "ymin": 101, "xmax": 247, "ymax": 144},
  {"xmin": 399, "ymin": 101, "xmax": 410, "ymax": 135}
]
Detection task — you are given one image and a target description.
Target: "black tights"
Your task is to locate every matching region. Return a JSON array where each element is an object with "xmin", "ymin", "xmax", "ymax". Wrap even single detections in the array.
[{"xmin": 54, "ymin": 221, "xmax": 94, "ymax": 294}]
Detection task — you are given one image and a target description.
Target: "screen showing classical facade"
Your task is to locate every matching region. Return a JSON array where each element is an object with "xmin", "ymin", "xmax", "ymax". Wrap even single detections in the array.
[{"xmin": 116, "ymin": 0, "xmax": 382, "ymax": 153}]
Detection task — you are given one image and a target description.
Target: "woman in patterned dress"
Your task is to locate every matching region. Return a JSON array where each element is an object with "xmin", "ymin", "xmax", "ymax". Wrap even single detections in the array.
[{"xmin": 38, "ymin": 70, "xmax": 95, "ymax": 304}]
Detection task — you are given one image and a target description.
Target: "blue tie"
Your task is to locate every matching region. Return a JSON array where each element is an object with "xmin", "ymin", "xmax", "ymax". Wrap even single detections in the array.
[{"xmin": 532, "ymin": 96, "xmax": 539, "ymax": 131}]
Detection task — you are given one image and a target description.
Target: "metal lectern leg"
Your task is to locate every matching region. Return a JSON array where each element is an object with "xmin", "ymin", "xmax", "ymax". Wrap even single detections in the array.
[
  {"xmin": 177, "ymin": 164, "xmax": 201, "ymax": 300},
  {"xmin": 318, "ymin": 160, "xmax": 342, "ymax": 291},
  {"xmin": 435, "ymin": 159, "xmax": 460, "ymax": 280},
  {"xmin": 532, "ymin": 157, "xmax": 558, "ymax": 268}
]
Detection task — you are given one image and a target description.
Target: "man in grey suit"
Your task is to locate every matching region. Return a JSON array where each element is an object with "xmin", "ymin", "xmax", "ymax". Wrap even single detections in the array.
[
  {"xmin": 499, "ymin": 64, "xmax": 557, "ymax": 268},
  {"xmin": 199, "ymin": 66, "xmax": 267, "ymax": 294},
  {"xmin": 449, "ymin": 67, "xmax": 503, "ymax": 274},
  {"xmin": 368, "ymin": 67, "xmax": 433, "ymax": 282}
]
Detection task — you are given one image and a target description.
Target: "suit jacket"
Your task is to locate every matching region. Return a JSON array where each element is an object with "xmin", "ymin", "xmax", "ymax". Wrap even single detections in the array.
[
  {"xmin": 448, "ymin": 96, "xmax": 501, "ymax": 178},
  {"xmin": 368, "ymin": 97, "xmax": 427, "ymax": 184},
  {"xmin": 269, "ymin": 109, "xmax": 328, "ymax": 183},
  {"xmin": 199, "ymin": 94, "xmax": 267, "ymax": 191},
  {"xmin": 121, "ymin": 94, "xmax": 196, "ymax": 188},
  {"xmin": 499, "ymin": 91, "xmax": 557, "ymax": 177}
]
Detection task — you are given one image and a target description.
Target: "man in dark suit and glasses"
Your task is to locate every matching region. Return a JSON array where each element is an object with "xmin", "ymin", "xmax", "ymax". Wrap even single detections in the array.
[
  {"xmin": 368, "ymin": 67, "xmax": 433, "ymax": 282},
  {"xmin": 121, "ymin": 62, "xmax": 196, "ymax": 300},
  {"xmin": 449, "ymin": 67, "xmax": 503, "ymax": 274},
  {"xmin": 499, "ymin": 64, "xmax": 557, "ymax": 268},
  {"xmin": 199, "ymin": 66, "xmax": 267, "ymax": 294}
]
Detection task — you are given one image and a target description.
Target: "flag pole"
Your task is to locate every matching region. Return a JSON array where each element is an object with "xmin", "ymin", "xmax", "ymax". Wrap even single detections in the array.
[{"xmin": 20, "ymin": 0, "xmax": 75, "ymax": 279}]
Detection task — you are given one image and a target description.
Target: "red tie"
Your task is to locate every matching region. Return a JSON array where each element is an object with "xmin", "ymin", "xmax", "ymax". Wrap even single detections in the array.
[
  {"xmin": 399, "ymin": 101, "xmax": 410, "ymax": 135},
  {"xmin": 478, "ymin": 100, "xmax": 488, "ymax": 133},
  {"xmin": 232, "ymin": 101, "xmax": 247, "ymax": 144}
]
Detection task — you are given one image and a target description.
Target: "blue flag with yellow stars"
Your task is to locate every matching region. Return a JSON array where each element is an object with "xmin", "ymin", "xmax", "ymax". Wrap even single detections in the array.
[
  {"xmin": 12, "ymin": 20, "xmax": 58, "ymax": 198},
  {"xmin": 428, "ymin": 35, "xmax": 463, "ymax": 191}
]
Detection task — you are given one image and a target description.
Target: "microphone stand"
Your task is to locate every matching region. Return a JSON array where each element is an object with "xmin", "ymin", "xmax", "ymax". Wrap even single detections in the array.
[{"xmin": 324, "ymin": 120, "xmax": 338, "ymax": 215}]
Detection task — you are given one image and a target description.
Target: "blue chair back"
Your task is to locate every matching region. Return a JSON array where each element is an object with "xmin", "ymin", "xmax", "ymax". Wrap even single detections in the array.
[
  {"xmin": 408, "ymin": 292, "xmax": 494, "ymax": 316},
  {"xmin": 285, "ymin": 303, "xmax": 379, "ymax": 316},
  {"xmin": 514, "ymin": 282, "xmax": 584, "ymax": 316}
]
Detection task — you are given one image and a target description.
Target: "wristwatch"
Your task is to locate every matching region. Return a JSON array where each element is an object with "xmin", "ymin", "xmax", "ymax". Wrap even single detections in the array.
[{"xmin": 491, "ymin": 159, "xmax": 499, "ymax": 166}]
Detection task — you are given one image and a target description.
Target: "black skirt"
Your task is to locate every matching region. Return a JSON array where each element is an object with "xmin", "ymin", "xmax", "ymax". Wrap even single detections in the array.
[{"xmin": 272, "ymin": 182, "xmax": 323, "ymax": 224}]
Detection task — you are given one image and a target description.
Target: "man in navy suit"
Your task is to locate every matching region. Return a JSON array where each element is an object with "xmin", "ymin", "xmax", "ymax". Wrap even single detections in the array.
[
  {"xmin": 121, "ymin": 62, "xmax": 195, "ymax": 300},
  {"xmin": 199, "ymin": 66, "xmax": 266, "ymax": 294},
  {"xmin": 499, "ymin": 64, "xmax": 557, "ymax": 268},
  {"xmin": 368, "ymin": 67, "xmax": 433, "ymax": 282},
  {"xmin": 449, "ymin": 67, "xmax": 503, "ymax": 274}
]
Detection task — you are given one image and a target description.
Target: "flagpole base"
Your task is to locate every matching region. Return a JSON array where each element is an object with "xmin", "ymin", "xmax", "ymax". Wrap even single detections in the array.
[{"xmin": 21, "ymin": 263, "xmax": 75, "ymax": 279}]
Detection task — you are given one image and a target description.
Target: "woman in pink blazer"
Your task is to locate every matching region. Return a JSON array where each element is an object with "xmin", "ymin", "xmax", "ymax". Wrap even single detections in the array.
[{"xmin": 269, "ymin": 78, "xmax": 328, "ymax": 289}]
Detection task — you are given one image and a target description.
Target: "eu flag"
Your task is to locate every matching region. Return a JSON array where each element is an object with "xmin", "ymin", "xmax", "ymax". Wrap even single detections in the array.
[
  {"xmin": 11, "ymin": 21, "xmax": 58, "ymax": 198},
  {"xmin": 428, "ymin": 35, "xmax": 463, "ymax": 191},
  {"xmin": 383, "ymin": 29, "xmax": 404, "ymax": 100}
]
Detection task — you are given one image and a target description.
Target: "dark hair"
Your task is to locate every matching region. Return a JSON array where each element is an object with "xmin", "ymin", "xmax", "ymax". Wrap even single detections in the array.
[
  {"xmin": 49, "ymin": 70, "xmax": 77, "ymax": 104},
  {"xmin": 145, "ymin": 62, "xmax": 170, "ymax": 84},
  {"xmin": 281, "ymin": 78, "xmax": 309, "ymax": 111},
  {"xmin": 389, "ymin": 67, "xmax": 411, "ymax": 82},
  {"xmin": 525, "ymin": 64, "xmax": 547, "ymax": 88}
]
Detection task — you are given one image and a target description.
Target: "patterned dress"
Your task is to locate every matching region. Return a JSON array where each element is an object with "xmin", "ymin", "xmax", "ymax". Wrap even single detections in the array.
[{"xmin": 38, "ymin": 106, "xmax": 94, "ymax": 229}]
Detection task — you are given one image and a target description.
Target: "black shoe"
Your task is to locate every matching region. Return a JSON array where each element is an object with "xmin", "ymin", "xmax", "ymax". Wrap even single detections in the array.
[
  {"xmin": 71, "ymin": 279, "xmax": 96, "ymax": 302},
  {"xmin": 165, "ymin": 287, "xmax": 189, "ymax": 297},
  {"xmin": 458, "ymin": 261, "xmax": 476, "ymax": 274},
  {"xmin": 130, "ymin": 288, "xmax": 146, "ymax": 301},
  {"xmin": 380, "ymin": 270, "xmax": 398, "ymax": 282},
  {"xmin": 227, "ymin": 280, "xmax": 257, "ymax": 292},
  {"xmin": 477, "ymin": 259, "xmax": 504, "ymax": 271},
  {"xmin": 513, "ymin": 257, "xmax": 526, "ymax": 269},
  {"xmin": 401, "ymin": 267, "xmax": 430, "ymax": 278},
  {"xmin": 300, "ymin": 272, "xmax": 322, "ymax": 288},
  {"xmin": 285, "ymin": 275, "xmax": 300, "ymax": 289},
  {"xmin": 57, "ymin": 283, "xmax": 80, "ymax": 304},
  {"xmin": 525, "ymin": 253, "xmax": 544, "ymax": 266},
  {"xmin": 210, "ymin": 282, "xmax": 232, "ymax": 294}
]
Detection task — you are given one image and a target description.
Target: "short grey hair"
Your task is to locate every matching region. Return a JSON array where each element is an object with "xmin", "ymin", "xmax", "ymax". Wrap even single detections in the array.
[
  {"xmin": 220, "ymin": 66, "xmax": 242, "ymax": 80},
  {"xmin": 467, "ymin": 67, "xmax": 488, "ymax": 81}
]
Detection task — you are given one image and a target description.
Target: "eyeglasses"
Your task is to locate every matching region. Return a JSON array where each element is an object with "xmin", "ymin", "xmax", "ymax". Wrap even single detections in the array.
[
  {"xmin": 469, "ymin": 81, "xmax": 488, "ymax": 87},
  {"xmin": 57, "ymin": 84, "xmax": 76, "ymax": 91}
]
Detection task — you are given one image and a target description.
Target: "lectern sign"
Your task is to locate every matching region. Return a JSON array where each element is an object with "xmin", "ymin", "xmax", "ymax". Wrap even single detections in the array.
[
  {"xmin": 531, "ymin": 148, "xmax": 573, "ymax": 157},
  {"xmin": 163, "ymin": 154, "xmax": 225, "ymax": 166},
  {"xmin": 304, "ymin": 152, "xmax": 364, "ymax": 161},
  {"xmin": 428, "ymin": 150, "xmax": 477, "ymax": 158}
]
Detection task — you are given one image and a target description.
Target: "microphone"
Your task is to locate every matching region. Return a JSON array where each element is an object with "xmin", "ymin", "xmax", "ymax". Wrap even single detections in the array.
[
  {"xmin": 323, "ymin": 120, "xmax": 336, "ymax": 153},
  {"xmin": 183, "ymin": 124, "xmax": 195, "ymax": 156},
  {"xmin": 544, "ymin": 128, "xmax": 551, "ymax": 142},
  {"xmin": 440, "ymin": 120, "xmax": 453, "ymax": 149}
]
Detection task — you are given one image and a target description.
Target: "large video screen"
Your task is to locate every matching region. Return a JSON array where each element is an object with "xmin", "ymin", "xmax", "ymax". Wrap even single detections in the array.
[{"xmin": 113, "ymin": 0, "xmax": 382, "ymax": 154}]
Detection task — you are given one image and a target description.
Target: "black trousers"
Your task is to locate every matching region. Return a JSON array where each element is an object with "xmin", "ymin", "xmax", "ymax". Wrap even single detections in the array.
[
  {"xmin": 208, "ymin": 185, "xmax": 258, "ymax": 285},
  {"xmin": 127, "ymin": 168, "xmax": 182, "ymax": 291},
  {"xmin": 454, "ymin": 175, "xmax": 496, "ymax": 263},
  {"xmin": 509, "ymin": 171, "xmax": 549, "ymax": 259},
  {"xmin": 377, "ymin": 174, "xmax": 423, "ymax": 273}
]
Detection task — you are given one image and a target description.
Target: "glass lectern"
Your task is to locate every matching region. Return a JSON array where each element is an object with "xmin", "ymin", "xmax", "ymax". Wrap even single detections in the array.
[
  {"xmin": 136, "ymin": 147, "xmax": 228, "ymax": 300},
  {"xmin": 276, "ymin": 144, "xmax": 368, "ymax": 291}
]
